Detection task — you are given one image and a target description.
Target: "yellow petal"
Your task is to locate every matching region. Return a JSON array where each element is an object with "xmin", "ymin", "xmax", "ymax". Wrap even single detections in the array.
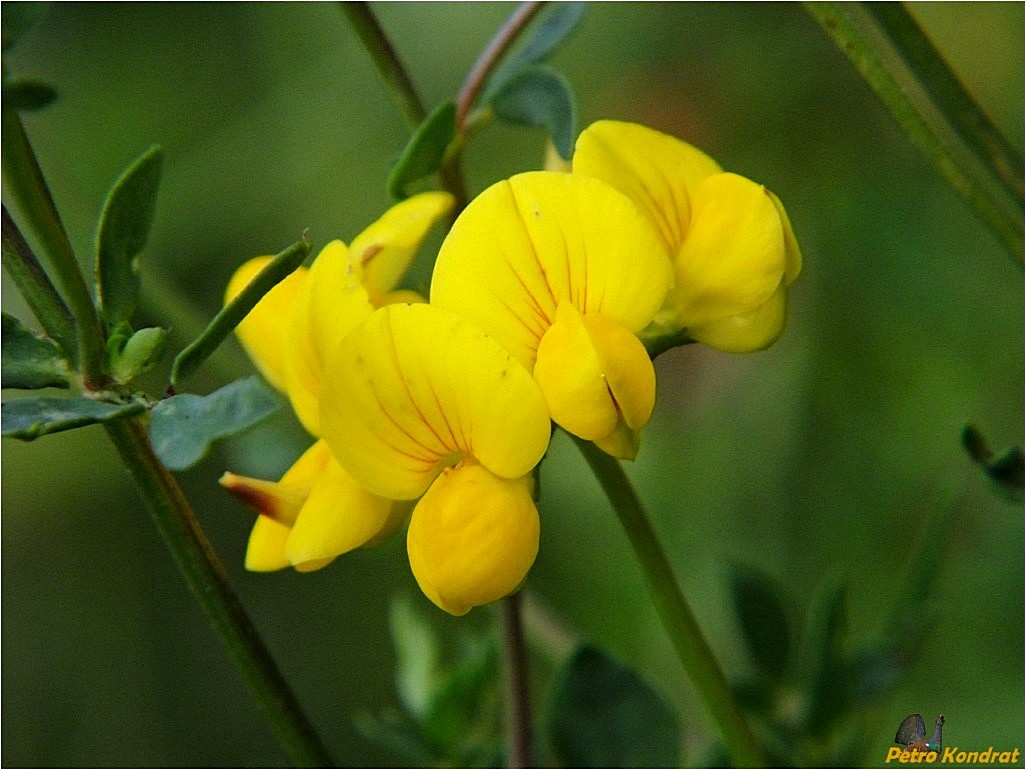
[
  {"xmin": 534, "ymin": 303, "xmax": 655, "ymax": 456},
  {"xmin": 689, "ymin": 282, "xmax": 789, "ymax": 353},
  {"xmin": 765, "ymin": 188, "xmax": 802, "ymax": 285},
  {"xmin": 220, "ymin": 441, "xmax": 333, "ymax": 572},
  {"xmin": 286, "ymin": 456, "xmax": 404, "ymax": 569},
  {"xmin": 668, "ymin": 172, "xmax": 786, "ymax": 329},
  {"xmin": 573, "ymin": 119, "xmax": 722, "ymax": 256},
  {"xmin": 285, "ymin": 240, "xmax": 374, "ymax": 435},
  {"xmin": 244, "ymin": 515, "xmax": 291, "ymax": 572},
  {"xmin": 406, "ymin": 463, "xmax": 539, "ymax": 616},
  {"xmin": 431, "ymin": 171, "xmax": 671, "ymax": 371},
  {"xmin": 348, "ymin": 191, "xmax": 454, "ymax": 304},
  {"xmin": 225, "ymin": 256, "xmax": 309, "ymax": 393},
  {"xmin": 320, "ymin": 303, "xmax": 551, "ymax": 500}
]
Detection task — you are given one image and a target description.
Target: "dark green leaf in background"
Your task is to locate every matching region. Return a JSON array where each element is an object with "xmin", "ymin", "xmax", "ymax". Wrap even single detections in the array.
[
  {"xmin": 2, "ymin": 78, "xmax": 56, "ymax": 111},
  {"xmin": 962, "ymin": 423, "xmax": 1024, "ymax": 501},
  {"xmin": 728, "ymin": 563, "xmax": 792, "ymax": 680},
  {"xmin": 148, "ymin": 375, "xmax": 278, "ymax": 471},
  {"xmin": 1, "ymin": 311, "xmax": 70, "ymax": 389},
  {"xmin": 491, "ymin": 65, "xmax": 577, "ymax": 159},
  {"xmin": 94, "ymin": 145, "xmax": 164, "ymax": 329},
  {"xmin": 1, "ymin": 2, "xmax": 49, "ymax": 51},
  {"xmin": 387, "ymin": 101, "xmax": 456, "ymax": 200},
  {"xmin": 799, "ymin": 574, "xmax": 849, "ymax": 736},
  {"xmin": 547, "ymin": 645, "xmax": 681, "ymax": 768},
  {"xmin": 2, "ymin": 396, "xmax": 145, "ymax": 440}
]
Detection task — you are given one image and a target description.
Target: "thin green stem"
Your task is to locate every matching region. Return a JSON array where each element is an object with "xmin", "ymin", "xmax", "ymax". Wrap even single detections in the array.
[
  {"xmin": 500, "ymin": 593, "xmax": 533, "ymax": 768},
  {"xmin": 1, "ymin": 108, "xmax": 108, "ymax": 381},
  {"xmin": 104, "ymin": 416, "xmax": 336, "ymax": 768},
  {"xmin": 805, "ymin": 3, "xmax": 1023, "ymax": 264},
  {"xmin": 572, "ymin": 436, "xmax": 766, "ymax": 767},
  {"xmin": 454, "ymin": 1, "xmax": 545, "ymax": 130},
  {"xmin": 864, "ymin": 3, "xmax": 1024, "ymax": 208},
  {"xmin": 340, "ymin": 2, "xmax": 427, "ymax": 129},
  {"xmin": 340, "ymin": 2, "xmax": 468, "ymax": 212},
  {"xmin": 2, "ymin": 204, "xmax": 77, "ymax": 360}
]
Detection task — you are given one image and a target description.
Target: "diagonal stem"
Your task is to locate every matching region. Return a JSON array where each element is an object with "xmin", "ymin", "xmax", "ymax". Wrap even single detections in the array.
[
  {"xmin": 105, "ymin": 416, "xmax": 336, "ymax": 768},
  {"xmin": 572, "ymin": 435, "xmax": 767, "ymax": 767}
]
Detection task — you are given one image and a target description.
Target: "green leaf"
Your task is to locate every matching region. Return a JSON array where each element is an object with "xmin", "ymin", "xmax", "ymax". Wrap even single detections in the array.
[
  {"xmin": 548, "ymin": 645, "xmax": 681, "ymax": 768},
  {"xmin": 728, "ymin": 563, "xmax": 792, "ymax": 680},
  {"xmin": 1, "ymin": 312, "xmax": 70, "ymax": 389},
  {"xmin": 354, "ymin": 709, "xmax": 438, "ymax": 767},
  {"xmin": 2, "ymin": 79, "xmax": 57, "ymax": 111},
  {"xmin": 1, "ymin": 2, "xmax": 49, "ymax": 51},
  {"xmin": 387, "ymin": 101, "xmax": 456, "ymax": 200},
  {"xmin": 2, "ymin": 396, "xmax": 145, "ymax": 439},
  {"xmin": 491, "ymin": 65, "xmax": 577, "ymax": 159},
  {"xmin": 420, "ymin": 638, "xmax": 499, "ymax": 756},
  {"xmin": 484, "ymin": 3, "xmax": 587, "ymax": 101},
  {"xmin": 390, "ymin": 594, "xmax": 441, "ymax": 719},
  {"xmin": 169, "ymin": 237, "xmax": 310, "ymax": 389},
  {"xmin": 94, "ymin": 145, "xmax": 164, "ymax": 329},
  {"xmin": 148, "ymin": 375, "xmax": 279, "ymax": 471},
  {"xmin": 799, "ymin": 574, "xmax": 849, "ymax": 736}
]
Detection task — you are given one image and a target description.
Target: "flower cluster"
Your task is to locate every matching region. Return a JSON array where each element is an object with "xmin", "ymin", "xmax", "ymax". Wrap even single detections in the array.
[{"xmin": 221, "ymin": 120, "xmax": 801, "ymax": 615}]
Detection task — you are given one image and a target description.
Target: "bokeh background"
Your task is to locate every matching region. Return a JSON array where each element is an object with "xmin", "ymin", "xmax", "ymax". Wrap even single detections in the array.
[{"xmin": 3, "ymin": 2, "xmax": 1022, "ymax": 766}]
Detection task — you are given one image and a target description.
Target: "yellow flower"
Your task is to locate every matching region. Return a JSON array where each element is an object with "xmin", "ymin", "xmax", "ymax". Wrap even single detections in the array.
[
  {"xmin": 220, "ymin": 192, "xmax": 452, "ymax": 572},
  {"xmin": 319, "ymin": 302, "xmax": 551, "ymax": 615},
  {"xmin": 573, "ymin": 120, "xmax": 802, "ymax": 352},
  {"xmin": 430, "ymin": 171, "xmax": 672, "ymax": 459}
]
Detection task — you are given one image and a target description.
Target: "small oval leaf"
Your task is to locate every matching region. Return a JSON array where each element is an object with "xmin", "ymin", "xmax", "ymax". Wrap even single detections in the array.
[
  {"xmin": 387, "ymin": 101, "xmax": 456, "ymax": 200},
  {"xmin": 95, "ymin": 145, "xmax": 164, "ymax": 329},
  {"xmin": 1, "ymin": 312, "xmax": 71, "ymax": 389},
  {"xmin": 491, "ymin": 65, "xmax": 577, "ymax": 159},
  {"xmin": 148, "ymin": 375, "xmax": 279, "ymax": 471},
  {"xmin": 2, "ymin": 396, "xmax": 145, "ymax": 440},
  {"xmin": 548, "ymin": 645, "xmax": 681, "ymax": 768}
]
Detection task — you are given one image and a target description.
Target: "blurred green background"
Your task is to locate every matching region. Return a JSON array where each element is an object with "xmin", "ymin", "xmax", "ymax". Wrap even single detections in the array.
[{"xmin": 2, "ymin": 2, "xmax": 1022, "ymax": 766}]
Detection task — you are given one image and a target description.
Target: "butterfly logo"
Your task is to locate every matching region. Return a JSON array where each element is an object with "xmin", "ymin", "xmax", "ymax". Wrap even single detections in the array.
[{"xmin": 895, "ymin": 713, "xmax": 945, "ymax": 752}]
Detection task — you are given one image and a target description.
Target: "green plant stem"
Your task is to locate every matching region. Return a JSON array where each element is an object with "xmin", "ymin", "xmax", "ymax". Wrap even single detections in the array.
[
  {"xmin": 2, "ymin": 204, "xmax": 77, "ymax": 359},
  {"xmin": 1, "ymin": 108, "xmax": 108, "ymax": 381},
  {"xmin": 454, "ymin": 1, "xmax": 545, "ymax": 130},
  {"xmin": 572, "ymin": 436, "xmax": 767, "ymax": 767},
  {"xmin": 104, "ymin": 416, "xmax": 336, "ymax": 768},
  {"xmin": 864, "ymin": 3, "xmax": 1024, "ymax": 208},
  {"xmin": 805, "ymin": 3, "xmax": 1023, "ymax": 264},
  {"xmin": 340, "ymin": 1, "xmax": 468, "ymax": 212},
  {"xmin": 500, "ymin": 593, "xmax": 533, "ymax": 768}
]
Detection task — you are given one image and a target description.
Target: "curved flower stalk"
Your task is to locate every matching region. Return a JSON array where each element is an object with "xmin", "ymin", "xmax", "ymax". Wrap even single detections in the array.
[
  {"xmin": 319, "ymin": 302, "xmax": 552, "ymax": 615},
  {"xmin": 431, "ymin": 171, "xmax": 672, "ymax": 459},
  {"xmin": 219, "ymin": 192, "xmax": 452, "ymax": 572},
  {"xmin": 574, "ymin": 120, "xmax": 802, "ymax": 353}
]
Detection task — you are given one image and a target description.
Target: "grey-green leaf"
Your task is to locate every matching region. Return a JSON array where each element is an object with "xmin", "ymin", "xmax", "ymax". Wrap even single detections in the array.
[
  {"xmin": 728, "ymin": 563, "xmax": 792, "ymax": 680},
  {"xmin": 388, "ymin": 101, "xmax": 457, "ymax": 200},
  {"xmin": 491, "ymin": 65, "xmax": 577, "ymax": 159},
  {"xmin": 2, "ymin": 396, "xmax": 145, "ymax": 440},
  {"xmin": 548, "ymin": 645, "xmax": 681, "ymax": 768},
  {"xmin": 483, "ymin": 3, "xmax": 587, "ymax": 103},
  {"xmin": 390, "ymin": 594, "xmax": 441, "ymax": 719},
  {"xmin": 2, "ymin": 312, "xmax": 71, "ymax": 389},
  {"xmin": 95, "ymin": 145, "xmax": 164, "ymax": 329},
  {"xmin": 148, "ymin": 376, "xmax": 279, "ymax": 471}
]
